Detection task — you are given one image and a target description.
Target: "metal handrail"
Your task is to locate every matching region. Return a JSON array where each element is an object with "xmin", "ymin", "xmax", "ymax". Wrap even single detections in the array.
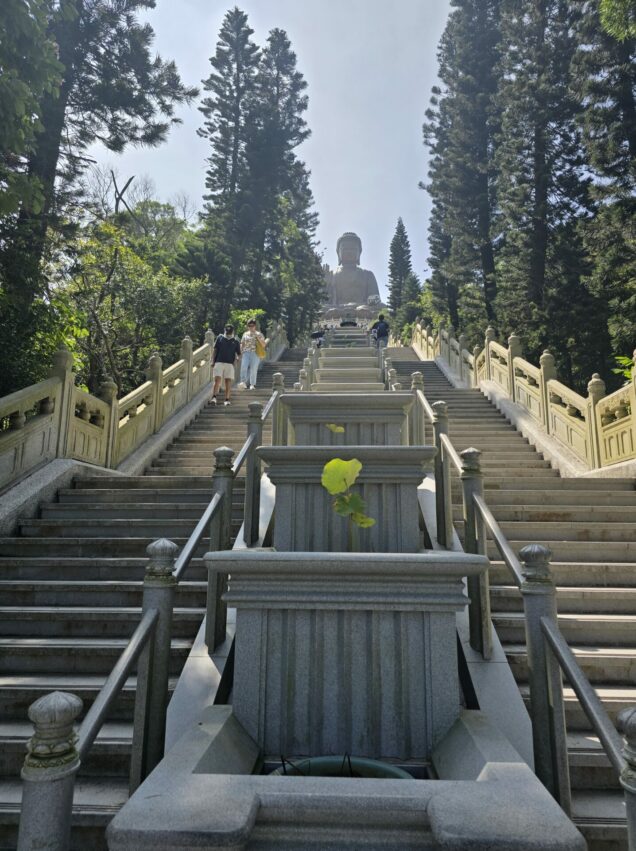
[
  {"xmin": 416, "ymin": 388, "xmax": 435, "ymax": 423},
  {"xmin": 473, "ymin": 493, "xmax": 524, "ymax": 588},
  {"xmin": 77, "ymin": 608, "xmax": 159, "ymax": 760},
  {"xmin": 261, "ymin": 389, "xmax": 278, "ymax": 421},
  {"xmin": 232, "ymin": 431, "xmax": 256, "ymax": 477},
  {"xmin": 541, "ymin": 616, "xmax": 625, "ymax": 774},
  {"xmin": 440, "ymin": 432, "xmax": 462, "ymax": 473},
  {"xmin": 173, "ymin": 492, "xmax": 222, "ymax": 582}
]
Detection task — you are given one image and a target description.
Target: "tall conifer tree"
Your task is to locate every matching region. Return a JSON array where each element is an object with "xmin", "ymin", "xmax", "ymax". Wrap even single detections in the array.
[
  {"xmin": 387, "ymin": 217, "xmax": 413, "ymax": 315},
  {"xmin": 423, "ymin": 0, "xmax": 500, "ymax": 332},
  {"xmin": 494, "ymin": 0, "xmax": 598, "ymax": 380}
]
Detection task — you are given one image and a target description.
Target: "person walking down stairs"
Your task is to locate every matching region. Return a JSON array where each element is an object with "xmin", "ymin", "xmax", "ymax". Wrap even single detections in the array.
[
  {"xmin": 238, "ymin": 319, "xmax": 268, "ymax": 390},
  {"xmin": 211, "ymin": 325, "xmax": 241, "ymax": 406}
]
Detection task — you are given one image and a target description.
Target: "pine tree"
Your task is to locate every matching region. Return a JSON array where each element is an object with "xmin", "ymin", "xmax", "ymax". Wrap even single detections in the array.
[
  {"xmin": 242, "ymin": 27, "xmax": 310, "ymax": 315},
  {"xmin": 387, "ymin": 218, "xmax": 413, "ymax": 315},
  {"xmin": 573, "ymin": 3, "xmax": 636, "ymax": 373},
  {"xmin": 423, "ymin": 0, "xmax": 501, "ymax": 331},
  {"xmin": 198, "ymin": 6, "xmax": 260, "ymax": 324},
  {"xmin": 494, "ymin": 0, "xmax": 596, "ymax": 378}
]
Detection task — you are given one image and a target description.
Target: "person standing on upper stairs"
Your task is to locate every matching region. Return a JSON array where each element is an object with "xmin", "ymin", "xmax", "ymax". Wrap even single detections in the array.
[
  {"xmin": 238, "ymin": 318, "xmax": 268, "ymax": 390},
  {"xmin": 212, "ymin": 324, "xmax": 241, "ymax": 406}
]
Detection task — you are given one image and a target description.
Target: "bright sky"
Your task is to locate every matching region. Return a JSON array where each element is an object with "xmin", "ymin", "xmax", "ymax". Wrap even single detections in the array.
[{"xmin": 93, "ymin": 0, "xmax": 450, "ymax": 300}]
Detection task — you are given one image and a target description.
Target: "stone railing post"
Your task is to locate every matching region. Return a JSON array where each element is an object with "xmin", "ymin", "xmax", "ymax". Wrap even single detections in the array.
[
  {"xmin": 410, "ymin": 372, "xmax": 425, "ymax": 444},
  {"xmin": 99, "ymin": 377, "xmax": 119, "ymax": 468},
  {"xmin": 539, "ymin": 350, "xmax": 557, "ymax": 434},
  {"xmin": 388, "ymin": 368, "xmax": 397, "ymax": 391},
  {"xmin": 299, "ymin": 368, "xmax": 309, "ymax": 392},
  {"xmin": 432, "ymin": 401, "xmax": 452, "ymax": 548},
  {"xmin": 587, "ymin": 373, "xmax": 606, "ymax": 470},
  {"xmin": 617, "ymin": 707, "xmax": 636, "ymax": 848},
  {"xmin": 520, "ymin": 544, "xmax": 571, "ymax": 813},
  {"xmin": 17, "ymin": 691, "xmax": 83, "ymax": 851},
  {"xmin": 484, "ymin": 326, "xmax": 495, "ymax": 381},
  {"xmin": 447, "ymin": 325, "xmax": 455, "ymax": 365},
  {"xmin": 383, "ymin": 357, "xmax": 393, "ymax": 388},
  {"xmin": 303, "ymin": 357, "xmax": 313, "ymax": 386},
  {"xmin": 458, "ymin": 334, "xmax": 467, "ymax": 383},
  {"xmin": 206, "ymin": 447, "xmax": 235, "ymax": 651},
  {"xmin": 460, "ymin": 448, "xmax": 491, "ymax": 658},
  {"xmin": 507, "ymin": 333, "xmax": 522, "ymax": 402},
  {"xmin": 472, "ymin": 346, "xmax": 481, "ymax": 388},
  {"xmin": 424, "ymin": 324, "xmax": 432, "ymax": 359},
  {"xmin": 49, "ymin": 347, "xmax": 76, "ymax": 459},
  {"xmin": 272, "ymin": 372, "xmax": 285, "ymax": 445},
  {"xmin": 130, "ymin": 538, "xmax": 177, "ymax": 793},
  {"xmin": 180, "ymin": 336, "xmax": 194, "ymax": 401},
  {"xmin": 145, "ymin": 352, "xmax": 164, "ymax": 433},
  {"xmin": 244, "ymin": 402, "xmax": 263, "ymax": 546}
]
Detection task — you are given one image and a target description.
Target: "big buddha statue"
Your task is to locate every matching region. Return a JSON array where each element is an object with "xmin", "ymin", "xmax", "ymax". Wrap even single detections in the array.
[{"xmin": 325, "ymin": 232, "xmax": 380, "ymax": 307}]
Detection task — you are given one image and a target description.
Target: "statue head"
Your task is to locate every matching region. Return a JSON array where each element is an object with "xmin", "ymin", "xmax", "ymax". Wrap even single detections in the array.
[{"xmin": 336, "ymin": 232, "xmax": 362, "ymax": 267}]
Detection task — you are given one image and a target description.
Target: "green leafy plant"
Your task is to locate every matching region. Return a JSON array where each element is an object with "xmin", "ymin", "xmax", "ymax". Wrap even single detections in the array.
[
  {"xmin": 325, "ymin": 423, "xmax": 345, "ymax": 433},
  {"xmin": 321, "ymin": 458, "xmax": 375, "ymax": 551},
  {"xmin": 612, "ymin": 355, "xmax": 635, "ymax": 384}
]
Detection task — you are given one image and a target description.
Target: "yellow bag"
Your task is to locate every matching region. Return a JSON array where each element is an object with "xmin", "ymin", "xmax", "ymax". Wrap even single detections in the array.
[{"xmin": 255, "ymin": 336, "xmax": 266, "ymax": 359}]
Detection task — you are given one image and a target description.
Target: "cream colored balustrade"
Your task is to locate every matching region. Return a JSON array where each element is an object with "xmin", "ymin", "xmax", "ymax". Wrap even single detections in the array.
[
  {"xmin": 596, "ymin": 373, "xmax": 635, "ymax": 467},
  {"xmin": 0, "ymin": 325, "xmax": 260, "ymax": 489},
  {"xmin": 488, "ymin": 341, "xmax": 510, "ymax": 394},
  {"xmin": 115, "ymin": 380, "xmax": 156, "ymax": 467},
  {"xmin": 68, "ymin": 388, "xmax": 111, "ymax": 467},
  {"xmin": 513, "ymin": 357, "xmax": 544, "ymax": 427},
  {"xmin": 412, "ymin": 321, "xmax": 635, "ymax": 470},
  {"xmin": 546, "ymin": 379, "xmax": 597, "ymax": 467},
  {"xmin": 0, "ymin": 377, "xmax": 64, "ymax": 489}
]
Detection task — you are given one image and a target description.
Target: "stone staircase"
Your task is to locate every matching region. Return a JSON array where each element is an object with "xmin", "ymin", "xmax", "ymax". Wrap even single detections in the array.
[
  {"xmin": 389, "ymin": 348, "xmax": 636, "ymax": 850},
  {"xmin": 0, "ymin": 356, "xmax": 302, "ymax": 849}
]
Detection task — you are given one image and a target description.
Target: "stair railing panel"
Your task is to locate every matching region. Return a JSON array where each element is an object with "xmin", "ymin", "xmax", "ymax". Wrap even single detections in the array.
[
  {"xmin": 0, "ymin": 376, "xmax": 62, "ymax": 489},
  {"xmin": 411, "ymin": 371, "xmax": 636, "ymax": 829},
  {"xmin": 0, "ymin": 330, "xmax": 225, "ymax": 489},
  {"xmin": 412, "ymin": 321, "xmax": 636, "ymax": 470}
]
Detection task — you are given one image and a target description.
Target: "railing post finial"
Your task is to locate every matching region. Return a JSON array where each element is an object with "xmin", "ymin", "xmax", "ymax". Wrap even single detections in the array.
[
  {"xmin": 213, "ymin": 445, "xmax": 235, "ymax": 473},
  {"xmin": 17, "ymin": 691, "xmax": 83, "ymax": 850},
  {"xmin": 146, "ymin": 538, "xmax": 178, "ymax": 579},
  {"xmin": 272, "ymin": 372, "xmax": 284, "ymax": 391},
  {"xmin": 587, "ymin": 372, "xmax": 606, "ymax": 403}
]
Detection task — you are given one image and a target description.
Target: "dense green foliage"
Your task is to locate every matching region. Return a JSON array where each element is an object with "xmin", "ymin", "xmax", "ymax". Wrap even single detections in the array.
[
  {"xmin": 422, "ymin": 0, "xmax": 636, "ymax": 390},
  {"xmin": 197, "ymin": 8, "xmax": 324, "ymax": 341},
  {"xmin": 0, "ymin": 4, "xmax": 323, "ymax": 396}
]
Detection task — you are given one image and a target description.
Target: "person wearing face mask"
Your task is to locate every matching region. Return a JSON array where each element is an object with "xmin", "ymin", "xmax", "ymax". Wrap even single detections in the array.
[{"xmin": 211, "ymin": 324, "xmax": 241, "ymax": 406}]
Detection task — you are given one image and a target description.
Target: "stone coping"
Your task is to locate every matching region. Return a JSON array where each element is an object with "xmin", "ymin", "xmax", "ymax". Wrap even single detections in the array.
[
  {"xmin": 257, "ymin": 444, "xmax": 436, "ymax": 480},
  {"xmin": 107, "ymin": 706, "xmax": 585, "ymax": 850},
  {"xmin": 281, "ymin": 391, "xmax": 413, "ymax": 417},
  {"xmin": 206, "ymin": 549, "xmax": 486, "ymax": 581}
]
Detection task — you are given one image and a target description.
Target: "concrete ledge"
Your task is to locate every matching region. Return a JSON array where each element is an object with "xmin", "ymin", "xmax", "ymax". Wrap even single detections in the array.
[
  {"xmin": 117, "ymin": 381, "xmax": 213, "ymax": 475},
  {"xmin": 0, "ymin": 459, "xmax": 123, "ymax": 536}
]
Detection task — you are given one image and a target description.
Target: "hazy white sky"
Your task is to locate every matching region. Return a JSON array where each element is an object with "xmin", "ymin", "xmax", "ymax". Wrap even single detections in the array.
[{"xmin": 93, "ymin": 0, "xmax": 450, "ymax": 300}]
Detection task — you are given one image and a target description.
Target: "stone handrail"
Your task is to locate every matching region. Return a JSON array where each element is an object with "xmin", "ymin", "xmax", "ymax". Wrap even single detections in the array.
[{"xmin": 411, "ymin": 320, "xmax": 635, "ymax": 471}]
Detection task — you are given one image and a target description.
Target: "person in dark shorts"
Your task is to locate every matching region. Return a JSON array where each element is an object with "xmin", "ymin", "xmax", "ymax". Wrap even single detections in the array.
[{"xmin": 212, "ymin": 325, "xmax": 241, "ymax": 406}]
